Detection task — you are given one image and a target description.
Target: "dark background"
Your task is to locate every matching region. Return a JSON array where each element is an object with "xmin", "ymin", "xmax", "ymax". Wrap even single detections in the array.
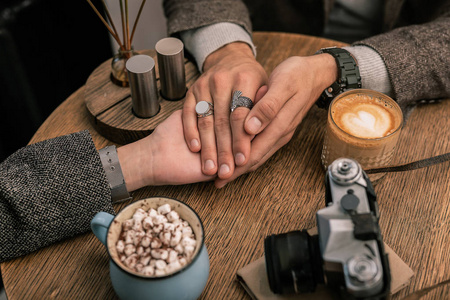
[{"xmin": 0, "ymin": 0, "xmax": 112, "ymax": 161}]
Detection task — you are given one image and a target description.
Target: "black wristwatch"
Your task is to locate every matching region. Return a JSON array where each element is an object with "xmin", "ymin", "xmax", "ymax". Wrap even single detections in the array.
[{"xmin": 315, "ymin": 47, "xmax": 361, "ymax": 109}]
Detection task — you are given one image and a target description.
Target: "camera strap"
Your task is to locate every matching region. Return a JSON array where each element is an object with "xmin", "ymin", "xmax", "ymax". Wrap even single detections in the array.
[
  {"xmin": 401, "ymin": 277, "xmax": 450, "ymax": 299},
  {"xmin": 365, "ymin": 152, "xmax": 450, "ymax": 298},
  {"xmin": 365, "ymin": 152, "xmax": 450, "ymax": 174}
]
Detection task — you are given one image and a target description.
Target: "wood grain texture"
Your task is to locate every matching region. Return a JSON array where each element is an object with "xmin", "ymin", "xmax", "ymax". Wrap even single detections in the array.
[
  {"xmin": 1, "ymin": 32, "xmax": 449, "ymax": 300},
  {"xmin": 84, "ymin": 49, "xmax": 199, "ymax": 144}
]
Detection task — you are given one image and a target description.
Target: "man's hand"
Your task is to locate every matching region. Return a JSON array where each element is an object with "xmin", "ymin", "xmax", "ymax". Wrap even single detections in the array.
[
  {"xmin": 182, "ymin": 42, "xmax": 268, "ymax": 179},
  {"xmin": 215, "ymin": 54, "xmax": 338, "ymax": 188},
  {"xmin": 118, "ymin": 110, "xmax": 215, "ymax": 191}
]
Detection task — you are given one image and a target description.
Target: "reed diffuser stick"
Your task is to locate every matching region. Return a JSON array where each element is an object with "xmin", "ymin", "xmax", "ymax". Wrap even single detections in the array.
[
  {"xmin": 87, "ymin": 0, "xmax": 147, "ymax": 51},
  {"xmin": 125, "ymin": 0, "xmax": 131, "ymax": 50},
  {"xmin": 101, "ymin": 0, "xmax": 120, "ymax": 42},
  {"xmin": 130, "ymin": 0, "xmax": 147, "ymax": 44},
  {"xmin": 86, "ymin": 0, "xmax": 125, "ymax": 50},
  {"xmin": 118, "ymin": 0, "xmax": 127, "ymax": 49}
]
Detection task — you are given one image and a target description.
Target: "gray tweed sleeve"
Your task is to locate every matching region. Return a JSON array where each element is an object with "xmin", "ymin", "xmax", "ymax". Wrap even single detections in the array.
[
  {"xmin": 354, "ymin": 10, "xmax": 450, "ymax": 109},
  {"xmin": 163, "ymin": 0, "xmax": 252, "ymax": 36},
  {"xmin": 0, "ymin": 130, "xmax": 115, "ymax": 262}
]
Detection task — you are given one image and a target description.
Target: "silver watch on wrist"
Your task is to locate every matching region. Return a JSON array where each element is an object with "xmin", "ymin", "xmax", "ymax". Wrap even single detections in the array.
[{"xmin": 98, "ymin": 145, "xmax": 132, "ymax": 203}]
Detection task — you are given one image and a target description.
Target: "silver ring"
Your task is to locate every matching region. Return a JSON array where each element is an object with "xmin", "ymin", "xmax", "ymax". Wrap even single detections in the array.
[
  {"xmin": 196, "ymin": 101, "xmax": 214, "ymax": 118},
  {"xmin": 231, "ymin": 90, "xmax": 253, "ymax": 112}
]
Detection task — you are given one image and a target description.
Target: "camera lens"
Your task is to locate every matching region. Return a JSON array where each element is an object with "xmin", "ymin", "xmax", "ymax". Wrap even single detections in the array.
[{"xmin": 264, "ymin": 230, "xmax": 323, "ymax": 294}]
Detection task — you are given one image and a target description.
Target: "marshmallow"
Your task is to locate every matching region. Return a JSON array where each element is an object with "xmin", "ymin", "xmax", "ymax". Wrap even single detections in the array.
[
  {"xmin": 136, "ymin": 246, "xmax": 144, "ymax": 255},
  {"xmin": 141, "ymin": 236, "xmax": 151, "ymax": 248},
  {"xmin": 148, "ymin": 208, "xmax": 158, "ymax": 217},
  {"xmin": 184, "ymin": 245, "xmax": 195, "ymax": 257},
  {"xmin": 182, "ymin": 226, "xmax": 193, "ymax": 238},
  {"xmin": 116, "ymin": 240, "xmax": 125, "ymax": 253},
  {"xmin": 163, "ymin": 222, "xmax": 175, "ymax": 232},
  {"xmin": 124, "ymin": 244, "xmax": 136, "ymax": 257},
  {"xmin": 150, "ymin": 237, "xmax": 163, "ymax": 249},
  {"xmin": 135, "ymin": 263, "xmax": 144, "ymax": 273},
  {"xmin": 142, "ymin": 217, "xmax": 153, "ymax": 230},
  {"xmin": 142, "ymin": 266, "xmax": 155, "ymax": 276},
  {"xmin": 157, "ymin": 204, "xmax": 172, "ymax": 215},
  {"xmin": 124, "ymin": 254, "xmax": 139, "ymax": 269},
  {"xmin": 153, "ymin": 214, "xmax": 168, "ymax": 225},
  {"xmin": 181, "ymin": 236, "xmax": 196, "ymax": 248},
  {"xmin": 133, "ymin": 208, "xmax": 147, "ymax": 221},
  {"xmin": 122, "ymin": 219, "xmax": 134, "ymax": 231},
  {"xmin": 117, "ymin": 204, "xmax": 198, "ymax": 277},
  {"xmin": 151, "ymin": 249, "xmax": 169, "ymax": 260},
  {"xmin": 152, "ymin": 223, "xmax": 164, "ymax": 234},
  {"xmin": 166, "ymin": 211, "xmax": 180, "ymax": 222},
  {"xmin": 159, "ymin": 231, "xmax": 172, "ymax": 246},
  {"xmin": 155, "ymin": 259, "xmax": 167, "ymax": 270},
  {"xmin": 125, "ymin": 230, "xmax": 135, "ymax": 245},
  {"xmin": 170, "ymin": 231, "xmax": 182, "ymax": 247},
  {"xmin": 167, "ymin": 260, "xmax": 182, "ymax": 273},
  {"xmin": 139, "ymin": 254, "xmax": 151, "ymax": 266},
  {"xmin": 167, "ymin": 249, "xmax": 178, "ymax": 263}
]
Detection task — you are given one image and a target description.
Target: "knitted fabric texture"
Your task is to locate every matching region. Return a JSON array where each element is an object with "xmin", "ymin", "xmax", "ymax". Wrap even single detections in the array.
[{"xmin": 0, "ymin": 131, "xmax": 115, "ymax": 262}]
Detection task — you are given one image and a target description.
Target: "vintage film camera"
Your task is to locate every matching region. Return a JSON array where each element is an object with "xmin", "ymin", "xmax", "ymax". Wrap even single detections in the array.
[{"xmin": 265, "ymin": 158, "xmax": 391, "ymax": 299}]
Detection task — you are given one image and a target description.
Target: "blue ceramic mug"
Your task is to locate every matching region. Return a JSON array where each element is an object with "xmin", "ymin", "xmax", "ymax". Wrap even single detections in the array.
[{"xmin": 91, "ymin": 197, "xmax": 209, "ymax": 300}]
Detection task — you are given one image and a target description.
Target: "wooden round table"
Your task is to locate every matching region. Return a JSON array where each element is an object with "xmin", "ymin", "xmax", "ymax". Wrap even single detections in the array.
[{"xmin": 1, "ymin": 32, "xmax": 449, "ymax": 299}]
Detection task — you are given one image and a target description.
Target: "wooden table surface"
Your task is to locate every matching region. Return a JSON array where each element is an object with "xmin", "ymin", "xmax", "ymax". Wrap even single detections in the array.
[{"xmin": 1, "ymin": 32, "xmax": 449, "ymax": 299}]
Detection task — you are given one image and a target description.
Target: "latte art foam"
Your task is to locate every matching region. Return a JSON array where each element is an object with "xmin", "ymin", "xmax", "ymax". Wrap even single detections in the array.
[
  {"xmin": 322, "ymin": 89, "xmax": 403, "ymax": 179},
  {"xmin": 332, "ymin": 96, "xmax": 397, "ymax": 139}
]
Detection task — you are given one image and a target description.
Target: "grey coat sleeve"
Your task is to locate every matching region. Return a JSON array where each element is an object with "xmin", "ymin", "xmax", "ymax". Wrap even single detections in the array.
[
  {"xmin": 0, "ymin": 131, "xmax": 115, "ymax": 263},
  {"xmin": 163, "ymin": 0, "xmax": 253, "ymax": 36},
  {"xmin": 163, "ymin": 0, "xmax": 450, "ymax": 108},
  {"xmin": 355, "ymin": 6, "xmax": 450, "ymax": 109}
]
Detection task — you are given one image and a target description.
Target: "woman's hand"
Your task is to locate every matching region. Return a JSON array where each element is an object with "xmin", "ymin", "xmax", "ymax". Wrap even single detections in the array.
[{"xmin": 118, "ymin": 110, "xmax": 215, "ymax": 191}]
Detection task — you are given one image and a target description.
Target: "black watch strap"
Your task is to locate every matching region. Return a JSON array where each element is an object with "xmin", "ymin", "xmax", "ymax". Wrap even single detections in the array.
[{"xmin": 315, "ymin": 47, "xmax": 361, "ymax": 109}]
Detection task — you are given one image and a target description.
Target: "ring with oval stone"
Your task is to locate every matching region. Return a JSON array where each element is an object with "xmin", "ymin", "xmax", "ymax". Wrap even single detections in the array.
[{"xmin": 195, "ymin": 101, "xmax": 214, "ymax": 118}]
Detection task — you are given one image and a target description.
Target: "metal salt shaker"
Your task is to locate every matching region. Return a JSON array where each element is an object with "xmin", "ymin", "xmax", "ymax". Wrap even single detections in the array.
[
  {"xmin": 155, "ymin": 37, "xmax": 186, "ymax": 100},
  {"xmin": 126, "ymin": 55, "xmax": 160, "ymax": 118}
]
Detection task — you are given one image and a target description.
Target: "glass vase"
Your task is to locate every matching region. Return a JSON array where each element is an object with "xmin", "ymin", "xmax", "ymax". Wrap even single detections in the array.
[{"xmin": 110, "ymin": 47, "xmax": 137, "ymax": 87}]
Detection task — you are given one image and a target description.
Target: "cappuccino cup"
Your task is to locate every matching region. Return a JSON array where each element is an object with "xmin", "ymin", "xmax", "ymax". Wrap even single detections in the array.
[
  {"xmin": 321, "ymin": 89, "xmax": 403, "ymax": 182},
  {"xmin": 91, "ymin": 197, "xmax": 209, "ymax": 300}
]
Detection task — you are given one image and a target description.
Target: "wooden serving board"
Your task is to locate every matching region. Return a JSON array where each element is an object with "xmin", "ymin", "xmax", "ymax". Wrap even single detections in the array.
[{"xmin": 84, "ymin": 49, "xmax": 199, "ymax": 145}]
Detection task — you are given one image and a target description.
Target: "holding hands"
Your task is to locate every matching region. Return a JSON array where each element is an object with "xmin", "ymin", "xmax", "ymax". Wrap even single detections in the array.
[
  {"xmin": 182, "ymin": 42, "xmax": 267, "ymax": 180},
  {"xmin": 182, "ymin": 42, "xmax": 339, "ymax": 188},
  {"xmin": 215, "ymin": 53, "xmax": 338, "ymax": 187}
]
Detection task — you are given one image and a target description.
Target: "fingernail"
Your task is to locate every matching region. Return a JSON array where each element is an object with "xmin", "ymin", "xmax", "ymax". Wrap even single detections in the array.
[
  {"xmin": 205, "ymin": 160, "xmax": 215, "ymax": 171},
  {"xmin": 235, "ymin": 153, "xmax": 246, "ymax": 165},
  {"xmin": 216, "ymin": 182, "xmax": 227, "ymax": 189},
  {"xmin": 247, "ymin": 117, "xmax": 262, "ymax": 134},
  {"xmin": 190, "ymin": 139, "xmax": 199, "ymax": 148},
  {"xmin": 219, "ymin": 164, "xmax": 230, "ymax": 176}
]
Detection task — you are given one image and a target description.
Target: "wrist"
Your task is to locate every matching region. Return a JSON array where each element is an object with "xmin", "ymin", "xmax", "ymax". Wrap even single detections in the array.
[
  {"xmin": 99, "ymin": 145, "xmax": 131, "ymax": 203},
  {"xmin": 203, "ymin": 42, "xmax": 255, "ymax": 71},
  {"xmin": 309, "ymin": 53, "xmax": 339, "ymax": 94},
  {"xmin": 117, "ymin": 138, "xmax": 155, "ymax": 192},
  {"xmin": 314, "ymin": 48, "xmax": 361, "ymax": 109}
]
